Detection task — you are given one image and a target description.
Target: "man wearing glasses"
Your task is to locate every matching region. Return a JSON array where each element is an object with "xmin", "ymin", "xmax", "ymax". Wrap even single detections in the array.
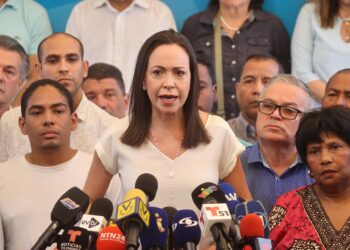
[{"xmin": 239, "ymin": 74, "xmax": 315, "ymax": 213}]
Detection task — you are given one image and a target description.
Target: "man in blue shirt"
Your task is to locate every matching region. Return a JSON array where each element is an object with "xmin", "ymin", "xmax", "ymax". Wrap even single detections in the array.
[{"xmin": 240, "ymin": 74, "xmax": 314, "ymax": 212}]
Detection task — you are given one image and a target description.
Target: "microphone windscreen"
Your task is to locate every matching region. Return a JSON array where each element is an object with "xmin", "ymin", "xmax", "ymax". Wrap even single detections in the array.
[
  {"xmin": 51, "ymin": 186, "xmax": 90, "ymax": 227},
  {"xmin": 173, "ymin": 209, "xmax": 201, "ymax": 247},
  {"xmin": 57, "ymin": 226, "xmax": 89, "ymax": 250},
  {"xmin": 90, "ymin": 198, "xmax": 114, "ymax": 221},
  {"xmin": 123, "ymin": 188, "xmax": 147, "ymax": 203},
  {"xmin": 218, "ymin": 183, "xmax": 240, "ymax": 215},
  {"xmin": 239, "ymin": 214, "xmax": 264, "ymax": 238},
  {"xmin": 237, "ymin": 200, "xmax": 269, "ymax": 238},
  {"xmin": 96, "ymin": 225, "xmax": 126, "ymax": 250},
  {"xmin": 191, "ymin": 182, "xmax": 227, "ymax": 209},
  {"xmin": 139, "ymin": 207, "xmax": 168, "ymax": 249},
  {"xmin": 163, "ymin": 206, "xmax": 177, "ymax": 224},
  {"xmin": 135, "ymin": 173, "xmax": 158, "ymax": 201}
]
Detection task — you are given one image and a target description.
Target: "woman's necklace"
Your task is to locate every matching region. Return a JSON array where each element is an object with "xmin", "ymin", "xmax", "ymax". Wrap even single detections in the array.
[
  {"xmin": 151, "ymin": 133, "xmax": 183, "ymax": 160},
  {"xmin": 342, "ymin": 18, "xmax": 350, "ymax": 43},
  {"xmin": 220, "ymin": 15, "xmax": 239, "ymax": 31}
]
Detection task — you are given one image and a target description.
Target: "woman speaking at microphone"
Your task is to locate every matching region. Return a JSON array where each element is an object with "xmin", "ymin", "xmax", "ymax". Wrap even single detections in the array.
[
  {"xmin": 269, "ymin": 106, "xmax": 350, "ymax": 249},
  {"xmin": 82, "ymin": 29, "xmax": 251, "ymax": 211}
]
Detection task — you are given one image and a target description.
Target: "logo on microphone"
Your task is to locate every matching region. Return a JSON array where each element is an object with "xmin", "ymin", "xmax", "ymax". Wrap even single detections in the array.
[
  {"xmin": 224, "ymin": 192, "xmax": 238, "ymax": 201},
  {"xmin": 154, "ymin": 212, "xmax": 166, "ymax": 232},
  {"xmin": 117, "ymin": 199, "xmax": 136, "ymax": 217},
  {"xmin": 197, "ymin": 185, "xmax": 218, "ymax": 199},
  {"xmin": 60, "ymin": 197, "xmax": 80, "ymax": 210},
  {"xmin": 173, "ymin": 217, "xmax": 198, "ymax": 231},
  {"xmin": 67, "ymin": 229, "xmax": 82, "ymax": 242},
  {"xmin": 205, "ymin": 206, "xmax": 230, "ymax": 217}
]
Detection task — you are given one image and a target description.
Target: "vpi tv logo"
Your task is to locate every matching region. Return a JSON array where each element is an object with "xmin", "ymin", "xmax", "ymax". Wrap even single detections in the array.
[{"xmin": 81, "ymin": 217, "xmax": 100, "ymax": 228}]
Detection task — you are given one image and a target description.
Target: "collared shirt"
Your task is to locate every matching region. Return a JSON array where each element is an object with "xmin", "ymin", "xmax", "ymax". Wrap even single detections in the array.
[
  {"xmin": 66, "ymin": 0, "xmax": 176, "ymax": 93},
  {"xmin": 0, "ymin": 0, "xmax": 52, "ymax": 54},
  {"xmin": 240, "ymin": 144, "xmax": 314, "ymax": 213},
  {"xmin": 182, "ymin": 6, "xmax": 290, "ymax": 119},
  {"xmin": 0, "ymin": 94, "xmax": 117, "ymax": 162},
  {"xmin": 228, "ymin": 113, "xmax": 257, "ymax": 144}
]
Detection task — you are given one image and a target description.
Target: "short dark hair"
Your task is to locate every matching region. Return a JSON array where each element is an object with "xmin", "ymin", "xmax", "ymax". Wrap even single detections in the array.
[
  {"xmin": 121, "ymin": 29, "xmax": 210, "ymax": 148},
  {"xmin": 326, "ymin": 68, "xmax": 350, "ymax": 92},
  {"xmin": 0, "ymin": 35, "xmax": 29, "ymax": 79},
  {"xmin": 244, "ymin": 53, "xmax": 285, "ymax": 74},
  {"xmin": 21, "ymin": 79, "xmax": 74, "ymax": 117},
  {"xmin": 209, "ymin": 0, "xmax": 263, "ymax": 10},
  {"xmin": 37, "ymin": 32, "xmax": 84, "ymax": 63},
  {"xmin": 295, "ymin": 106, "xmax": 350, "ymax": 164},
  {"xmin": 196, "ymin": 52, "xmax": 215, "ymax": 85},
  {"xmin": 84, "ymin": 63, "xmax": 126, "ymax": 94}
]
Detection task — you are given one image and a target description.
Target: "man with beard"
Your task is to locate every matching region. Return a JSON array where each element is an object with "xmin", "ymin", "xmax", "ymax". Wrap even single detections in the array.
[
  {"xmin": 0, "ymin": 33, "xmax": 118, "ymax": 161},
  {"xmin": 228, "ymin": 54, "xmax": 282, "ymax": 144}
]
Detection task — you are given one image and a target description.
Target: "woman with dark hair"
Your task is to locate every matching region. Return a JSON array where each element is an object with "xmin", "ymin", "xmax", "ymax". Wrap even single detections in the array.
[
  {"xmin": 269, "ymin": 105, "xmax": 350, "ymax": 249},
  {"xmin": 292, "ymin": 0, "xmax": 350, "ymax": 103},
  {"xmin": 83, "ymin": 30, "xmax": 251, "ymax": 211},
  {"xmin": 182, "ymin": 0, "xmax": 290, "ymax": 120}
]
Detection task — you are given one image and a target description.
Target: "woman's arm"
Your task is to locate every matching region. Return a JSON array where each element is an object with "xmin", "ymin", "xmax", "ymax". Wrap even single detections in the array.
[
  {"xmin": 223, "ymin": 158, "xmax": 252, "ymax": 201},
  {"xmin": 292, "ymin": 4, "xmax": 325, "ymax": 99},
  {"xmin": 83, "ymin": 152, "xmax": 113, "ymax": 203}
]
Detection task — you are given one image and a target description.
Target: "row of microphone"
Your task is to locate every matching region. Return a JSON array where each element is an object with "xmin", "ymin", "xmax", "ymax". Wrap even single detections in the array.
[{"xmin": 30, "ymin": 173, "xmax": 272, "ymax": 250}]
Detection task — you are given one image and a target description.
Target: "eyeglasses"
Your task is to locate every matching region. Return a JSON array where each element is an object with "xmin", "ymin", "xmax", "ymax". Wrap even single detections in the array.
[{"xmin": 257, "ymin": 100, "xmax": 303, "ymax": 120}]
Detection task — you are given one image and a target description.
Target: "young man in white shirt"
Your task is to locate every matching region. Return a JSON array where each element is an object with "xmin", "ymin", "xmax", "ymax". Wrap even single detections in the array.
[{"xmin": 0, "ymin": 79, "xmax": 92, "ymax": 249}]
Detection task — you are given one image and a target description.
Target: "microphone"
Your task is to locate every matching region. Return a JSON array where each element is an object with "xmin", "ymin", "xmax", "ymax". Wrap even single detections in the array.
[
  {"xmin": 139, "ymin": 207, "xmax": 168, "ymax": 250},
  {"xmin": 135, "ymin": 173, "xmax": 158, "ymax": 202},
  {"xmin": 192, "ymin": 182, "xmax": 231, "ymax": 250},
  {"xmin": 79, "ymin": 198, "xmax": 114, "ymax": 250},
  {"xmin": 96, "ymin": 225, "xmax": 126, "ymax": 250},
  {"xmin": 218, "ymin": 183, "xmax": 240, "ymax": 216},
  {"xmin": 116, "ymin": 173, "xmax": 158, "ymax": 250},
  {"xmin": 163, "ymin": 206, "xmax": 178, "ymax": 250},
  {"xmin": 219, "ymin": 183, "xmax": 241, "ymax": 248},
  {"xmin": 235, "ymin": 200, "xmax": 269, "ymax": 238},
  {"xmin": 31, "ymin": 186, "xmax": 89, "ymax": 250},
  {"xmin": 57, "ymin": 226, "xmax": 90, "ymax": 250},
  {"xmin": 239, "ymin": 214, "xmax": 272, "ymax": 250},
  {"xmin": 172, "ymin": 209, "xmax": 201, "ymax": 250}
]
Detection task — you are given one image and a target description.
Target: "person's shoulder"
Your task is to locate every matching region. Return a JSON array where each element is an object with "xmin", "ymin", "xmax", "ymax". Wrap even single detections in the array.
[
  {"xmin": 206, "ymin": 114, "xmax": 231, "ymax": 130},
  {"xmin": 183, "ymin": 8, "xmax": 212, "ymax": 27},
  {"xmin": 1, "ymin": 106, "xmax": 21, "ymax": 125},
  {"xmin": 298, "ymin": 2, "xmax": 317, "ymax": 17},
  {"xmin": 70, "ymin": 0, "xmax": 95, "ymax": 10},
  {"xmin": 20, "ymin": 0, "xmax": 49, "ymax": 12},
  {"xmin": 0, "ymin": 156, "xmax": 23, "ymax": 173},
  {"xmin": 147, "ymin": 0, "xmax": 171, "ymax": 10},
  {"xmin": 254, "ymin": 9, "xmax": 285, "ymax": 25}
]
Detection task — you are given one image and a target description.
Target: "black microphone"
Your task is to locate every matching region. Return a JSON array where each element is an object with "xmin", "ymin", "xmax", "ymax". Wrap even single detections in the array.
[
  {"xmin": 78, "ymin": 198, "xmax": 113, "ymax": 250},
  {"xmin": 135, "ymin": 173, "xmax": 158, "ymax": 202},
  {"xmin": 191, "ymin": 182, "xmax": 231, "ymax": 250},
  {"xmin": 31, "ymin": 186, "xmax": 90, "ymax": 250},
  {"xmin": 163, "ymin": 206, "xmax": 178, "ymax": 250},
  {"xmin": 57, "ymin": 226, "xmax": 90, "ymax": 250},
  {"xmin": 116, "ymin": 173, "xmax": 158, "ymax": 250}
]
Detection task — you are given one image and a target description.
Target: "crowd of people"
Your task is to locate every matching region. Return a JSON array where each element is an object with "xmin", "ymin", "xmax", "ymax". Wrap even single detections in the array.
[{"xmin": 0, "ymin": 0, "xmax": 350, "ymax": 249}]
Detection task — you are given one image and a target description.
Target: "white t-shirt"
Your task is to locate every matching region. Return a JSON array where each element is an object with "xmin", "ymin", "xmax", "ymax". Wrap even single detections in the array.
[
  {"xmin": 66, "ymin": 0, "xmax": 177, "ymax": 92},
  {"xmin": 96, "ymin": 115, "xmax": 245, "ymax": 211},
  {"xmin": 0, "ymin": 151, "xmax": 92, "ymax": 249}
]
